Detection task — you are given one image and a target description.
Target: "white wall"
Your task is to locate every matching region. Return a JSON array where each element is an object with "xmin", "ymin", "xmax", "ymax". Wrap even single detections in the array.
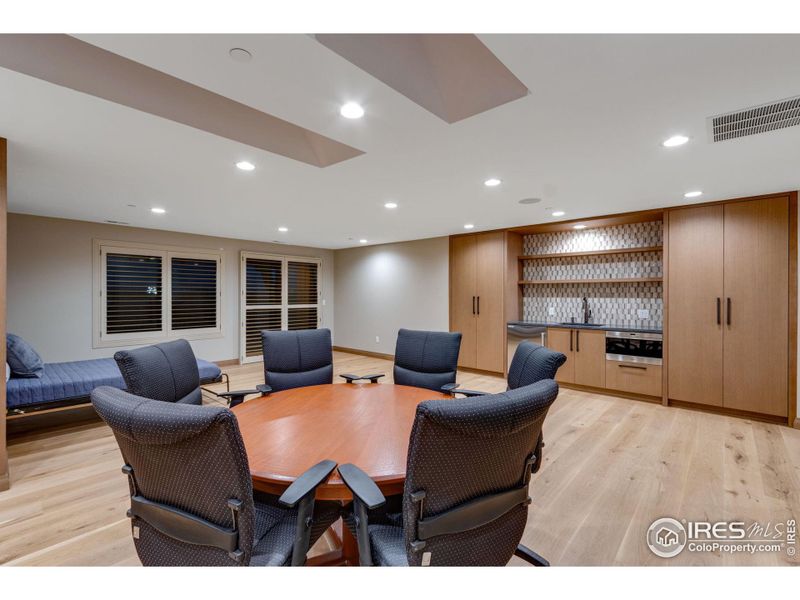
[
  {"xmin": 7, "ymin": 214, "xmax": 334, "ymax": 363},
  {"xmin": 334, "ymin": 236, "xmax": 449, "ymax": 356}
]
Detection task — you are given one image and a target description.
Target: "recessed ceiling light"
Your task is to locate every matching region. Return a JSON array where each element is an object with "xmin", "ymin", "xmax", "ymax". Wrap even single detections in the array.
[
  {"xmin": 384, "ymin": 202, "xmax": 398, "ymax": 209},
  {"xmin": 552, "ymin": 210, "xmax": 566, "ymax": 217},
  {"xmin": 464, "ymin": 224, "xmax": 475, "ymax": 230},
  {"xmin": 278, "ymin": 226, "xmax": 289, "ymax": 232},
  {"xmin": 151, "ymin": 207, "xmax": 166, "ymax": 214},
  {"xmin": 359, "ymin": 239, "xmax": 368, "ymax": 244},
  {"xmin": 662, "ymin": 135, "xmax": 689, "ymax": 147},
  {"xmin": 573, "ymin": 224, "xmax": 587, "ymax": 230},
  {"xmin": 236, "ymin": 161, "xmax": 255, "ymax": 171},
  {"xmin": 684, "ymin": 190, "xmax": 703, "ymax": 198},
  {"xmin": 484, "ymin": 178, "xmax": 502, "ymax": 187},
  {"xmin": 229, "ymin": 48, "xmax": 252, "ymax": 63},
  {"xmin": 518, "ymin": 197, "xmax": 541, "ymax": 205},
  {"xmin": 340, "ymin": 102, "xmax": 365, "ymax": 119}
]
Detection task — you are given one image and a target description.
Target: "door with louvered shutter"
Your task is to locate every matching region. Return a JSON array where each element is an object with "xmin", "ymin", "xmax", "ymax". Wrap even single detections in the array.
[
  {"xmin": 241, "ymin": 253, "xmax": 284, "ymax": 363},
  {"xmin": 287, "ymin": 259, "xmax": 321, "ymax": 330},
  {"xmin": 101, "ymin": 247, "xmax": 167, "ymax": 341}
]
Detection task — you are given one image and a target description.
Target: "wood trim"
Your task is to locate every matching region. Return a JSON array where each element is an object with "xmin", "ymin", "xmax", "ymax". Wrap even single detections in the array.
[
  {"xmin": 214, "ymin": 358, "xmax": 240, "ymax": 367},
  {"xmin": 519, "ymin": 246, "xmax": 663, "ymax": 260},
  {"xmin": 332, "ymin": 345, "xmax": 395, "ymax": 361},
  {"xmin": 788, "ymin": 191, "xmax": 798, "ymax": 428},
  {"xmin": 662, "ymin": 209, "xmax": 670, "ymax": 406},
  {"xmin": 519, "ymin": 277, "xmax": 663, "ymax": 285},
  {"xmin": 557, "ymin": 382, "xmax": 662, "ymax": 404},
  {"xmin": 0, "ymin": 137, "xmax": 7, "ymax": 491},
  {"xmin": 507, "ymin": 208, "xmax": 664, "ymax": 234},
  {"xmin": 794, "ymin": 418, "xmax": 800, "ymax": 430},
  {"xmin": 668, "ymin": 399, "xmax": 787, "ymax": 425}
]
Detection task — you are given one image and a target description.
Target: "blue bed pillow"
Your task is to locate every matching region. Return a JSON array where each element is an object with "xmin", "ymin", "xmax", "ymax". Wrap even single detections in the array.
[{"xmin": 6, "ymin": 334, "xmax": 44, "ymax": 378}]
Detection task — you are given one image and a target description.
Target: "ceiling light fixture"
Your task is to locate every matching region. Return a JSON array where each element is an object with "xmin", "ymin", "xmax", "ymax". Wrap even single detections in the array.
[
  {"xmin": 359, "ymin": 239, "xmax": 368, "ymax": 244},
  {"xmin": 278, "ymin": 226, "xmax": 289, "ymax": 232},
  {"xmin": 484, "ymin": 178, "xmax": 502, "ymax": 187},
  {"xmin": 662, "ymin": 135, "xmax": 689, "ymax": 147},
  {"xmin": 151, "ymin": 207, "xmax": 166, "ymax": 214},
  {"xmin": 384, "ymin": 202, "xmax": 398, "ymax": 209},
  {"xmin": 573, "ymin": 224, "xmax": 587, "ymax": 230},
  {"xmin": 236, "ymin": 161, "xmax": 255, "ymax": 171},
  {"xmin": 340, "ymin": 102, "xmax": 365, "ymax": 119},
  {"xmin": 552, "ymin": 210, "xmax": 566, "ymax": 217},
  {"xmin": 464, "ymin": 224, "xmax": 475, "ymax": 230},
  {"xmin": 518, "ymin": 197, "xmax": 541, "ymax": 205},
  {"xmin": 684, "ymin": 190, "xmax": 703, "ymax": 198}
]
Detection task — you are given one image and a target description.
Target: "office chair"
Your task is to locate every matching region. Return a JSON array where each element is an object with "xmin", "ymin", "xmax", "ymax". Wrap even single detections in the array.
[
  {"xmin": 91, "ymin": 386, "xmax": 340, "ymax": 566},
  {"xmin": 339, "ymin": 380, "xmax": 560, "ymax": 566}
]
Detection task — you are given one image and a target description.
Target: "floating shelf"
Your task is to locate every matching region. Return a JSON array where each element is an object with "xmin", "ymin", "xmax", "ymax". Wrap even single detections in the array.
[
  {"xmin": 518, "ymin": 246, "xmax": 663, "ymax": 260},
  {"xmin": 519, "ymin": 277, "xmax": 663, "ymax": 285}
]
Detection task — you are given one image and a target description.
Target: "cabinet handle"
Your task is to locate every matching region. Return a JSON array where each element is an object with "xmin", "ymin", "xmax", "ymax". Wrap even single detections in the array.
[
  {"xmin": 569, "ymin": 330, "xmax": 573, "ymax": 352},
  {"xmin": 716, "ymin": 297, "xmax": 721, "ymax": 325},
  {"xmin": 576, "ymin": 329, "xmax": 580, "ymax": 352},
  {"xmin": 472, "ymin": 296, "xmax": 475, "ymax": 315},
  {"xmin": 619, "ymin": 364, "xmax": 647, "ymax": 370},
  {"xmin": 726, "ymin": 297, "xmax": 731, "ymax": 326},
  {"xmin": 477, "ymin": 296, "xmax": 480, "ymax": 315}
]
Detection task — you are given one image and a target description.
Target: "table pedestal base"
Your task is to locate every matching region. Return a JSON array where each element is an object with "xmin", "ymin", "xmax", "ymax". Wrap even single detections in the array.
[{"xmin": 306, "ymin": 518, "xmax": 360, "ymax": 566}]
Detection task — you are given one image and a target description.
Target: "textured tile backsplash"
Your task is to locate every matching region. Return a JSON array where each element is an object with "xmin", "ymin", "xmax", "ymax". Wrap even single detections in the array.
[{"xmin": 521, "ymin": 221, "xmax": 664, "ymax": 329}]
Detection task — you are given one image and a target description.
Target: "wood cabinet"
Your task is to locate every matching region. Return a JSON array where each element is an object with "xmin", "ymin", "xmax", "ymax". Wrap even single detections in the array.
[
  {"xmin": 667, "ymin": 195, "xmax": 791, "ymax": 417},
  {"xmin": 449, "ymin": 231, "xmax": 506, "ymax": 373},
  {"xmin": 546, "ymin": 328, "xmax": 606, "ymax": 388},
  {"xmin": 606, "ymin": 361, "xmax": 662, "ymax": 397}
]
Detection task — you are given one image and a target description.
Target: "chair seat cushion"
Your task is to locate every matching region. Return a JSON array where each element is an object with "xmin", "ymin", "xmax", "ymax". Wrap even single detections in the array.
[{"xmin": 369, "ymin": 523, "xmax": 408, "ymax": 566}]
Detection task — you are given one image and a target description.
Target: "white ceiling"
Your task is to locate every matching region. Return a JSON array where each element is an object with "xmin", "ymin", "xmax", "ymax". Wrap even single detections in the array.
[{"xmin": 2, "ymin": 34, "xmax": 800, "ymax": 249}]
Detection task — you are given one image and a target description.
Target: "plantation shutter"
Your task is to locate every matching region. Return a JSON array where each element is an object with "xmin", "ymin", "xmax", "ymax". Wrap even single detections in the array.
[
  {"xmin": 171, "ymin": 256, "xmax": 219, "ymax": 331},
  {"xmin": 104, "ymin": 251, "xmax": 165, "ymax": 335},
  {"xmin": 242, "ymin": 255, "xmax": 283, "ymax": 361},
  {"xmin": 287, "ymin": 260, "xmax": 320, "ymax": 330}
]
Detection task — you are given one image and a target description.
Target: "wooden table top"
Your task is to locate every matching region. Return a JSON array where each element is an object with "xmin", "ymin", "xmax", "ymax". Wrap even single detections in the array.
[{"xmin": 232, "ymin": 383, "xmax": 450, "ymax": 501}]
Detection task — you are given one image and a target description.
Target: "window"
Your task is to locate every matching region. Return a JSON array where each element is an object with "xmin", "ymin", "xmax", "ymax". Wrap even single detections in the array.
[
  {"xmin": 240, "ymin": 252, "xmax": 321, "ymax": 362},
  {"xmin": 95, "ymin": 241, "xmax": 222, "ymax": 347}
]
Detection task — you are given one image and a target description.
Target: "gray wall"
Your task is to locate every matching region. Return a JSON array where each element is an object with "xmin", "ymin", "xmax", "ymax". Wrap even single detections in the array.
[
  {"xmin": 7, "ymin": 214, "xmax": 334, "ymax": 363},
  {"xmin": 334, "ymin": 236, "xmax": 449, "ymax": 356}
]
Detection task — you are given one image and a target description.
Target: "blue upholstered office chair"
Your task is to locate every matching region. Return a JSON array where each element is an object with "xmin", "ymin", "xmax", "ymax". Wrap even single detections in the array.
[
  {"xmin": 261, "ymin": 328, "xmax": 334, "ymax": 392},
  {"xmin": 91, "ymin": 386, "xmax": 340, "ymax": 566},
  {"xmin": 114, "ymin": 339, "xmax": 203, "ymax": 405},
  {"xmin": 339, "ymin": 379, "xmax": 560, "ymax": 566},
  {"xmin": 446, "ymin": 341, "xmax": 566, "ymax": 473},
  {"xmin": 393, "ymin": 329, "xmax": 462, "ymax": 392}
]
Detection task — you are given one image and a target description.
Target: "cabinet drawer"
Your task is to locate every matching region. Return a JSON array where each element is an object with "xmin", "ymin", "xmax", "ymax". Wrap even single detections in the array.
[{"xmin": 605, "ymin": 361, "xmax": 662, "ymax": 397}]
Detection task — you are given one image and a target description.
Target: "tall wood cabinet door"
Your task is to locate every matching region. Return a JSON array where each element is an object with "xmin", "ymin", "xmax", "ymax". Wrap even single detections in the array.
[
  {"xmin": 723, "ymin": 196, "xmax": 789, "ymax": 416},
  {"xmin": 573, "ymin": 329, "xmax": 606, "ymax": 388},
  {"xmin": 667, "ymin": 205, "xmax": 724, "ymax": 407},
  {"xmin": 450, "ymin": 235, "xmax": 477, "ymax": 368},
  {"xmin": 546, "ymin": 328, "xmax": 575, "ymax": 383},
  {"xmin": 475, "ymin": 232, "xmax": 506, "ymax": 373}
]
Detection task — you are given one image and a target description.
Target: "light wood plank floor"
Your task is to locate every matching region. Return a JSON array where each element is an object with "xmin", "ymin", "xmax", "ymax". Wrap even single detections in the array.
[{"xmin": 1, "ymin": 351, "xmax": 798, "ymax": 566}]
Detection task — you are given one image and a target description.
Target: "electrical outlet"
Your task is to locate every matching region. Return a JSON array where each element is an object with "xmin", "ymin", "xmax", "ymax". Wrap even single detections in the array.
[
  {"xmin": 637, "ymin": 309, "xmax": 650, "ymax": 319},
  {"xmin": 375, "ymin": 335, "xmax": 380, "ymax": 344},
  {"xmin": 548, "ymin": 306, "xmax": 556, "ymax": 316}
]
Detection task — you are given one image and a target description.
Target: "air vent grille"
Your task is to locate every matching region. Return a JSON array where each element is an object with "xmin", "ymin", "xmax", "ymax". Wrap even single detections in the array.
[{"xmin": 711, "ymin": 96, "xmax": 800, "ymax": 142}]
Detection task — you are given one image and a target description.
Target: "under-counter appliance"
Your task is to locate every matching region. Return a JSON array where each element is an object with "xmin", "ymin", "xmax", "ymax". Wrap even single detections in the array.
[
  {"xmin": 605, "ymin": 331, "xmax": 662, "ymax": 365},
  {"xmin": 507, "ymin": 322, "xmax": 547, "ymax": 370}
]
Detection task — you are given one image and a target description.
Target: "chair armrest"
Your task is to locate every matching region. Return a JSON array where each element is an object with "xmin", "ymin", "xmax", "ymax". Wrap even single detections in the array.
[
  {"xmin": 360, "ymin": 373, "xmax": 385, "ymax": 383},
  {"xmin": 339, "ymin": 373, "xmax": 386, "ymax": 384},
  {"xmin": 278, "ymin": 460, "xmax": 337, "ymax": 508},
  {"xmin": 441, "ymin": 382, "xmax": 459, "ymax": 395},
  {"xmin": 218, "ymin": 388, "xmax": 261, "ymax": 399},
  {"xmin": 338, "ymin": 463, "xmax": 386, "ymax": 510},
  {"xmin": 219, "ymin": 385, "xmax": 271, "ymax": 408},
  {"xmin": 340, "ymin": 373, "xmax": 362, "ymax": 383},
  {"xmin": 454, "ymin": 389, "xmax": 489, "ymax": 398},
  {"xmin": 255, "ymin": 384, "xmax": 272, "ymax": 394}
]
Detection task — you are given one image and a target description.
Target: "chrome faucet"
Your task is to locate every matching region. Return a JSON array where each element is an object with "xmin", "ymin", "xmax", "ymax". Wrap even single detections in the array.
[{"xmin": 582, "ymin": 297, "xmax": 592, "ymax": 324}]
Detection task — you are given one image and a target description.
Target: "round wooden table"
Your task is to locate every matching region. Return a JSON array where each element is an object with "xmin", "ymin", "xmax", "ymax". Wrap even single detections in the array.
[{"xmin": 231, "ymin": 382, "xmax": 450, "ymax": 565}]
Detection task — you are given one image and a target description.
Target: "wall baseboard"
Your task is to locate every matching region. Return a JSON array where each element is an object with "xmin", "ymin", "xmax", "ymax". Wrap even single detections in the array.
[
  {"xmin": 333, "ymin": 346, "xmax": 394, "ymax": 361},
  {"xmin": 794, "ymin": 417, "xmax": 800, "ymax": 430},
  {"xmin": 0, "ymin": 471, "xmax": 9, "ymax": 492},
  {"xmin": 214, "ymin": 358, "xmax": 240, "ymax": 367}
]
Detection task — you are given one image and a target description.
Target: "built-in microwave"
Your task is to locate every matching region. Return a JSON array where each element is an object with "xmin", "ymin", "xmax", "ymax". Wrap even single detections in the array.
[{"xmin": 605, "ymin": 331, "xmax": 662, "ymax": 365}]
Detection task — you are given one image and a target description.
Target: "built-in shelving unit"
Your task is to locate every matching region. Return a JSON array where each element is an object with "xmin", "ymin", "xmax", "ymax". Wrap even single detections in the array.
[
  {"xmin": 518, "ymin": 245, "xmax": 662, "ymax": 261},
  {"xmin": 519, "ymin": 277, "xmax": 663, "ymax": 285}
]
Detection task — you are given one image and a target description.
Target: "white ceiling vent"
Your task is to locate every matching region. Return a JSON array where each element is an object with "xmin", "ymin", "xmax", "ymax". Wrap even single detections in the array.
[{"xmin": 709, "ymin": 95, "xmax": 800, "ymax": 142}]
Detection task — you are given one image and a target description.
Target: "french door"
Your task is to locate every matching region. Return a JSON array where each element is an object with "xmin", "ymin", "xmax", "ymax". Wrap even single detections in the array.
[{"xmin": 240, "ymin": 252, "xmax": 321, "ymax": 363}]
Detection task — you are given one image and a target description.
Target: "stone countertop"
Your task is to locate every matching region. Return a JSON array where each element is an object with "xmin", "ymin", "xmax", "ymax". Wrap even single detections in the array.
[{"xmin": 508, "ymin": 321, "xmax": 662, "ymax": 335}]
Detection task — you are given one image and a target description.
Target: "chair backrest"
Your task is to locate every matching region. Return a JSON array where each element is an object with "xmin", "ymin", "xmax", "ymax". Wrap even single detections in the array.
[
  {"xmin": 261, "ymin": 328, "xmax": 333, "ymax": 392},
  {"xmin": 393, "ymin": 329, "xmax": 462, "ymax": 392},
  {"xmin": 401, "ymin": 379, "xmax": 560, "ymax": 566},
  {"xmin": 114, "ymin": 339, "xmax": 202, "ymax": 405},
  {"xmin": 91, "ymin": 386, "xmax": 256, "ymax": 566},
  {"xmin": 507, "ymin": 341, "xmax": 567, "ymax": 390}
]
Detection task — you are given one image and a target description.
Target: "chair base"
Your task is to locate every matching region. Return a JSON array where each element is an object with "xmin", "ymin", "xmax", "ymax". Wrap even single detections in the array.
[{"xmin": 515, "ymin": 544, "xmax": 550, "ymax": 566}]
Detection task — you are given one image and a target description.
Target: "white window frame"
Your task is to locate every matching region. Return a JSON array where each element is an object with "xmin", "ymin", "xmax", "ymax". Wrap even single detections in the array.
[
  {"xmin": 93, "ymin": 239, "xmax": 224, "ymax": 348},
  {"xmin": 240, "ymin": 251, "xmax": 322, "ymax": 363}
]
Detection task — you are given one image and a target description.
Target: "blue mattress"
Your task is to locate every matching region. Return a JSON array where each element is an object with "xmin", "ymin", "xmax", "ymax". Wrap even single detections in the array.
[{"xmin": 6, "ymin": 357, "xmax": 222, "ymax": 410}]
